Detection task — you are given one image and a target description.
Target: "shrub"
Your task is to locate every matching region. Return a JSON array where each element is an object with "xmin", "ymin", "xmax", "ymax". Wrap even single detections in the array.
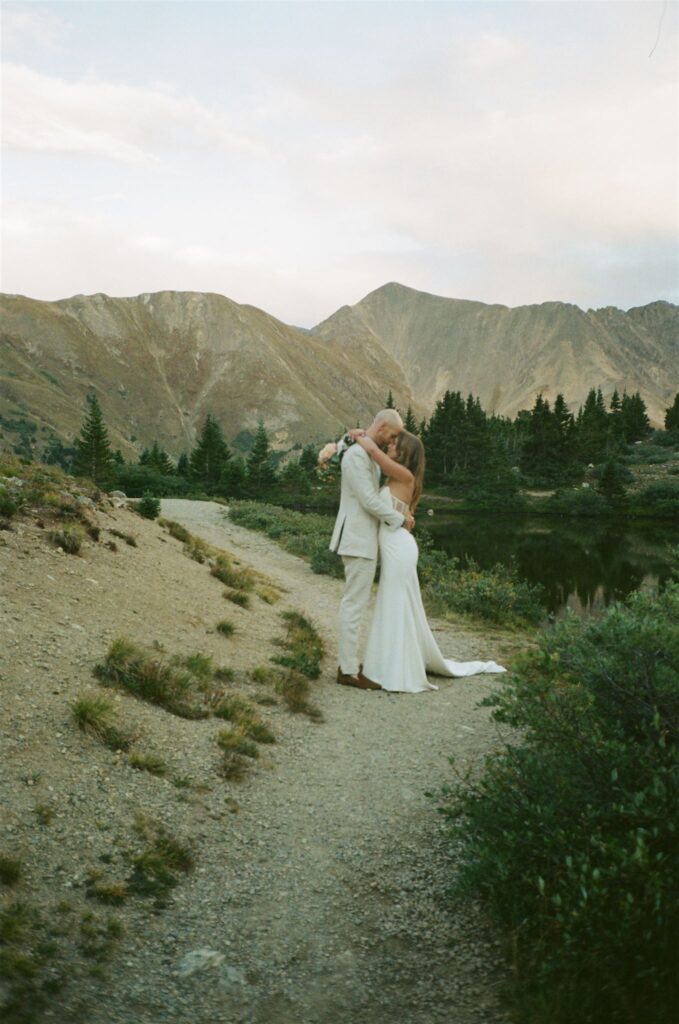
[
  {"xmin": 0, "ymin": 857, "xmax": 21, "ymax": 886},
  {"xmin": 48, "ymin": 524, "xmax": 86, "ymax": 554},
  {"xmin": 216, "ymin": 619, "xmax": 236, "ymax": 637},
  {"xmin": 228, "ymin": 501, "xmax": 339, "ymax": 577},
  {"xmin": 546, "ymin": 487, "xmax": 609, "ymax": 516},
  {"xmin": 223, "ymin": 589, "xmax": 250, "ymax": 608},
  {"xmin": 137, "ymin": 492, "xmax": 160, "ymax": 520},
  {"xmin": 0, "ymin": 487, "xmax": 17, "ymax": 518},
  {"xmin": 632, "ymin": 480, "xmax": 679, "ymax": 518},
  {"xmin": 418, "ymin": 542, "xmax": 543, "ymax": 627},
  {"xmin": 440, "ymin": 582, "xmax": 679, "ymax": 1023}
]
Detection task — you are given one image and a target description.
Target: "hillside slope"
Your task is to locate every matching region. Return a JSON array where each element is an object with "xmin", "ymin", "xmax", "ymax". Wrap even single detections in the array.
[
  {"xmin": 1, "ymin": 464, "xmax": 515, "ymax": 1024},
  {"xmin": 1, "ymin": 284, "xmax": 676, "ymax": 462},
  {"xmin": 312, "ymin": 283, "xmax": 679, "ymax": 424}
]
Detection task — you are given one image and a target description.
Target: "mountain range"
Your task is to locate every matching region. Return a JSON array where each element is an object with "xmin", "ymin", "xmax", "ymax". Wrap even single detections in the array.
[{"xmin": 1, "ymin": 282, "xmax": 677, "ymax": 459}]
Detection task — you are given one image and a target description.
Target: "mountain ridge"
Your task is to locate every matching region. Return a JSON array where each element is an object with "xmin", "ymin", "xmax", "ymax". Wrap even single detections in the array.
[{"xmin": 1, "ymin": 283, "xmax": 677, "ymax": 459}]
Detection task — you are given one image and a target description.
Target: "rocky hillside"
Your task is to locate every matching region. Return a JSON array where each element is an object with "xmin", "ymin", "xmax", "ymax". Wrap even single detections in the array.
[
  {"xmin": 312, "ymin": 283, "xmax": 679, "ymax": 426},
  {"xmin": 0, "ymin": 290, "xmax": 416, "ymax": 460},
  {"xmin": 1, "ymin": 284, "xmax": 676, "ymax": 461},
  {"xmin": 0, "ymin": 459, "xmax": 514, "ymax": 1024}
]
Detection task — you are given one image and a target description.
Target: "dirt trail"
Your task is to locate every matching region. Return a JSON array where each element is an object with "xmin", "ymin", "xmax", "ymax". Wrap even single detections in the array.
[{"xmin": 140, "ymin": 500, "xmax": 512, "ymax": 1024}]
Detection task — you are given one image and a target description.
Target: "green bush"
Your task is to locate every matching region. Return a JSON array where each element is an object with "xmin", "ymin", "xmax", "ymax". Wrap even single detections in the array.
[
  {"xmin": 228, "ymin": 501, "xmax": 338, "ymax": 573},
  {"xmin": 137, "ymin": 492, "xmax": 161, "ymax": 520},
  {"xmin": 632, "ymin": 480, "xmax": 679, "ymax": 519},
  {"xmin": 546, "ymin": 487, "xmax": 609, "ymax": 516},
  {"xmin": 441, "ymin": 583, "xmax": 679, "ymax": 1023},
  {"xmin": 418, "ymin": 537, "xmax": 543, "ymax": 627},
  {"xmin": 0, "ymin": 487, "xmax": 17, "ymax": 518}
]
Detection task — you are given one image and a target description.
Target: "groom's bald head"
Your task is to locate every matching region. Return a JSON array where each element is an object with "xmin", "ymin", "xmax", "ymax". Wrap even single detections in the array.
[
  {"xmin": 369, "ymin": 408, "xmax": 403, "ymax": 445},
  {"xmin": 372, "ymin": 409, "xmax": 403, "ymax": 431}
]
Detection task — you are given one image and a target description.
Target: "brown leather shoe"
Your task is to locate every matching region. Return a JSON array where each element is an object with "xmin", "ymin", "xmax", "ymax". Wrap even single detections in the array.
[
  {"xmin": 357, "ymin": 669, "xmax": 382, "ymax": 691},
  {"xmin": 337, "ymin": 668, "xmax": 381, "ymax": 691}
]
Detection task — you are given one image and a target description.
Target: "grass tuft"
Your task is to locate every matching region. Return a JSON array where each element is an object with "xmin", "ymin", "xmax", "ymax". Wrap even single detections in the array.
[
  {"xmin": 128, "ymin": 751, "xmax": 167, "ymax": 776},
  {"xmin": 223, "ymin": 588, "xmax": 250, "ymax": 608},
  {"xmin": 108, "ymin": 528, "xmax": 137, "ymax": 547},
  {"xmin": 71, "ymin": 693, "xmax": 133, "ymax": 751},
  {"xmin": 48, "ymin": 524, "xmax": 86, "ymax": 554},
  {"xmin": 213, "ymin": 695, "xmax": 276, "ymax": 744},
  {"xmin": 0, "ymin": 856, "xmax": 22, "ymax": 886},
  {"xmin": 94, "ymin": 638, "xmax": 212, "ymax": 719},
  {"xmin": 126, "ymin": 817, "xmax": 195, "ymax": 903},
  {"xmin": 218, "ymin": 751, "xmax": 250, "ymax": 782},
  {"xmin": 216, "ymin": 619, "xmax": 236, "ymax": 637},
  {"xmin": 210, "ymin": 554, "xmax": 255, "ymax": 591},
  {"xmin": 216, "ymin": 727, "xmax": 259, "ymax": 760},
  {"xmin": 271, "ymin": 610, "xmax": 325, "ymax": 680}
]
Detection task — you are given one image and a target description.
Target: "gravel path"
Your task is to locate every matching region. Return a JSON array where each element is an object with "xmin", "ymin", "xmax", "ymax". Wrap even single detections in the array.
[
  {"xmin": 141, "ymin": 500, "xmax": 513, "ymax": 1024},
  {"xmin": 2, "ymin": 496, "xmax": 513, "ymax": 1024}
]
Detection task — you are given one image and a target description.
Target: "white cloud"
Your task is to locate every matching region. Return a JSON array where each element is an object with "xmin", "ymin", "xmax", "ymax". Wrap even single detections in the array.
[
  {"xmin": 1, "ymin": 63, "xmax": 268, "ymax": 163},
  {"xmin": 1, "ymin": 5, "xmax": 70, "ymax": 51}
]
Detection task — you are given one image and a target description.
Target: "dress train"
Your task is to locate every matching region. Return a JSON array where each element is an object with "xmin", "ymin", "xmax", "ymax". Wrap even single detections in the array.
[{"xmin": 362, "ymin": 489, "xmax": 506, "ymax": 693}]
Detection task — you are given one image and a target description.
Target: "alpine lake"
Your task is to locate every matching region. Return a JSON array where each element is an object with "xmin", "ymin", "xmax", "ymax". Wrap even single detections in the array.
[{"xmin": 417, "ymin": 510, "xmax": 678, "ymax": 618}]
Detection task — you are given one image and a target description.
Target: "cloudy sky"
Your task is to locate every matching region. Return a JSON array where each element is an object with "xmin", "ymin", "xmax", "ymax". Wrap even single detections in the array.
[{"xmin": 1, "ymin": 0, "xmax": 677, "ymax": 325}]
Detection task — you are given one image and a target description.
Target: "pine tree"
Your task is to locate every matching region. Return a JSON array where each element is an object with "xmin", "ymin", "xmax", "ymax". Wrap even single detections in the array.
[
  {"xmin": 665, "ymin": 393, "xmax": 679, "ymax": 431},
  {"xmin": 220, "ymin": 456, "xmax": 245, "ymax": 497},
  {"xmin": 552, "ymin": 393, "xmax": 577, "ymax": 480},
  {"xmin": 299, "ymin": 444, "xmax": 319, "ymax": 476},
  {"xmin": 404, "ymin": 406, "xmax": 418, "ymax": 434},
  {"xmin": 245, "ymin": 421, "xmax": 277, "ymax": 496},
  {"xmin": 73, "ymin": 394, "xmax": 115, "ymax": 488},
  {"xmin": 190, "ymin": 414, "xmax": 231, "ymax": 491},
  {"xmin": 597, "ymin": 460, "xmax": 627, "ymax": 505},
  {"xmin": 385, "ymin": 390, "xmax": 395, "ymax": 409},
  {"xmin": 576, "ymin": 388, "xmax": 609, "ymax": 463},
  {"xmin": 176, "ymin": 453, "xmax": 190, "ymax": 478},
  {"xmin": 620, "ymin": 392, "xmax": 650, "ymax": 443},
  {"xmin": 519, "ymin": 394, "xmax": 562, "ymax": 483},
  {"xmin": 140, "ymin": 441, "xmax": 173, "ymax": 475}
]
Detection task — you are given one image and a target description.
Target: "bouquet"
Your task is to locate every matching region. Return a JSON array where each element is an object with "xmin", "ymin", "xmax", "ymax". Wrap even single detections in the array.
[{"xmin": 317, "ymin": 432, "xmax": 360, "ymax": 474}]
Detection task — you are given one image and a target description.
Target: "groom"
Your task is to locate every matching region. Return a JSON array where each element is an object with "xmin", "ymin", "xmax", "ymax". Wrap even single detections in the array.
[{"xmin": 329, "ymin": 408, "xmax": 414, "ymax": 690}]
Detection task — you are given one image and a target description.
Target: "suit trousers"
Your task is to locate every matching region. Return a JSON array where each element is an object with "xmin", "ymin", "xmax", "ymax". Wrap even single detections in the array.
[{"xmin": 338, "ymin": 555, "xmax": 377, "ymax": 675}]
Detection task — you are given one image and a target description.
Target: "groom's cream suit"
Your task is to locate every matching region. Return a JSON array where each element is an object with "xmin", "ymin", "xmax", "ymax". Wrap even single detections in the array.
[{"xmin": 330, "ymin": 444, "xmax": 404, "ymax": 675}]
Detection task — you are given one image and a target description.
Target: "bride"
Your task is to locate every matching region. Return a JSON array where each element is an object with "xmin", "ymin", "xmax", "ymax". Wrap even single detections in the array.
[{"xmin": 354, "ymin": 430, "xmax": 506, "ymax": 693}]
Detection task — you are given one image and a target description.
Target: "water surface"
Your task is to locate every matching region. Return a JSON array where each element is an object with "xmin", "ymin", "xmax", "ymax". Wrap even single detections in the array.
[{"xmin": 420, "ymin": 514, "xmax": 678, "ymax": 617}]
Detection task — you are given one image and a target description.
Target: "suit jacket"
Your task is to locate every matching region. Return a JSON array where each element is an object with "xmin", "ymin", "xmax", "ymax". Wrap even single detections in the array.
[{"xmin": 329, "ymin": 444, "xmax": 404, "ymax": 559}]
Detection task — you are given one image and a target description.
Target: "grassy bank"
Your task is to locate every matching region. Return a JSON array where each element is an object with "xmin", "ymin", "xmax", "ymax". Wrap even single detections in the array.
[{"xmin": 227, "ymin": 500, "xmax": 543, "ymax": 628}]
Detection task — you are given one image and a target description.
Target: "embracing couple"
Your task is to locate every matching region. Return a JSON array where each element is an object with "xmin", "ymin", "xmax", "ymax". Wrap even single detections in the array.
[{"xmin": 329, "ymin": 408, "xmax": 505, "ymax": 693}]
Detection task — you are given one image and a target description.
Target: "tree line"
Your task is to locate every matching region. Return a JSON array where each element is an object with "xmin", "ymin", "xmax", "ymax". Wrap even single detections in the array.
[
  {"xmin": 418, "ymin": 386, "xmax": 677, "ymax": 494},
  {"xmin": 21, "ymin": 387, "xmax": 679, "ymax": 503}
]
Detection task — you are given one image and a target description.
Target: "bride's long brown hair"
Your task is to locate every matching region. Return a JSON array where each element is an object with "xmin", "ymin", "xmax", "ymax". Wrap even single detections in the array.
[{"xmin": 395, "ymin": 431, "xmax": 425, "ymax": 510}]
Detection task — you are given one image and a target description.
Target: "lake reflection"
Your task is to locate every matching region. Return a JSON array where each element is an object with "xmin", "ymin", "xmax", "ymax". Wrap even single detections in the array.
[{"xmin": 420, "ymin": 514, "xmax": 678, "ymax": 618}]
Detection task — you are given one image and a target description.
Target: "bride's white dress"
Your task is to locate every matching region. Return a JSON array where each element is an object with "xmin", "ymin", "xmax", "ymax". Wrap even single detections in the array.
[{"xmin": 362, "ymin": 487, "xmax": 506, "ymax": 693}]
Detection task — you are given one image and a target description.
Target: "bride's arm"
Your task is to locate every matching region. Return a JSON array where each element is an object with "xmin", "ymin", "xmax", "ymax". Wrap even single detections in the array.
[{"xmin": 356, "ymin": 436, "xmax": 413, "ymax": 485}]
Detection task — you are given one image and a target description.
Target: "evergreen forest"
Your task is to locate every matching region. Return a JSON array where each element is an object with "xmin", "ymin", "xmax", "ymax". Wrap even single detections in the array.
[{"xmin": 3, "ymin": 387, "xmax": 679, "ymax": 518}]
